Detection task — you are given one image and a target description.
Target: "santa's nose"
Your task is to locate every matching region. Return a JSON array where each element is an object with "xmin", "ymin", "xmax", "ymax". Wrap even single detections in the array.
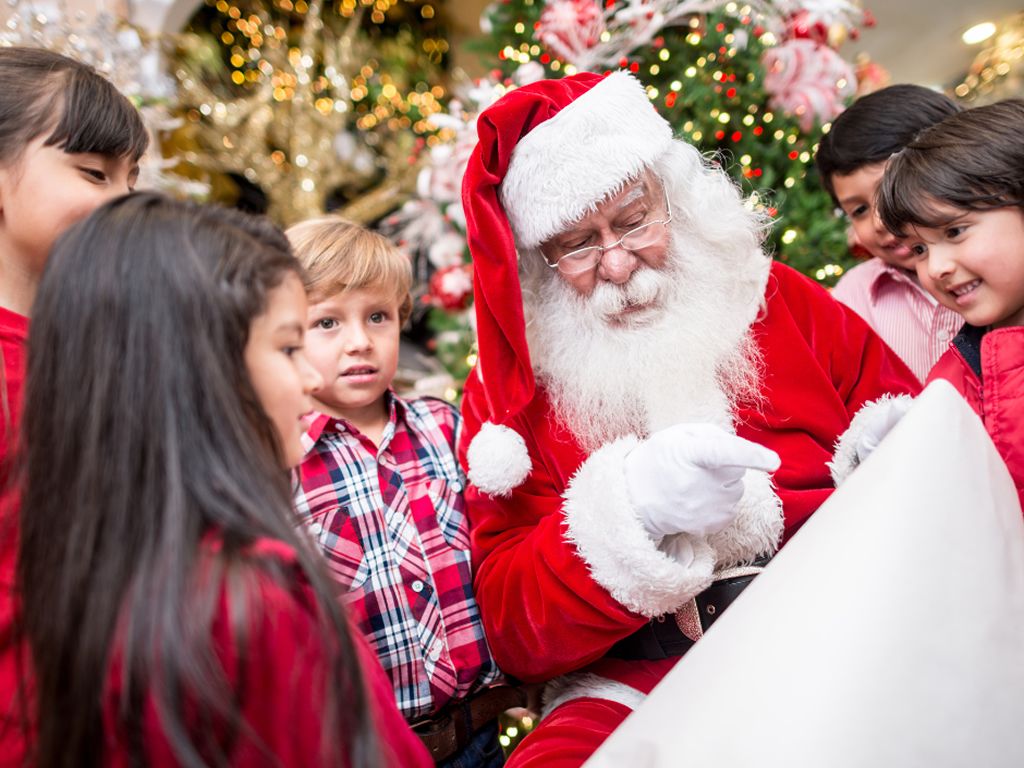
[{"xmin": 597, "ymin": 244, "xmax": 639, "ymax": 285}]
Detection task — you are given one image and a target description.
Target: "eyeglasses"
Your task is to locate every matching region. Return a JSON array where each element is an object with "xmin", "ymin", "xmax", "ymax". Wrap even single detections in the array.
[{"xmin": 543, "ymin": 186, "xmax": 673, "ymax": 276}]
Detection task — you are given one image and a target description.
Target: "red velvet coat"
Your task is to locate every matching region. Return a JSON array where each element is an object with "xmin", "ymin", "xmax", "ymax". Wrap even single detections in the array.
[
  {"xmin": 927, "ymin": 325, "xmax": 1024, "ymax": 511},
  {"xmin": 459, "ymin": 262, "xmax": 920, "ymax": 688}
]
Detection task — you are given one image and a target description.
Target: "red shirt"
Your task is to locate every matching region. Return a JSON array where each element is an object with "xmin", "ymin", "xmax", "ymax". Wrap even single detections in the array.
[
  {"xmin": 0, "ymin": 306, "xmax": 28, "ymax": 767},
  {"xmin": 102, "ymin": 538, "xmax": 431, "ymax": 767}
]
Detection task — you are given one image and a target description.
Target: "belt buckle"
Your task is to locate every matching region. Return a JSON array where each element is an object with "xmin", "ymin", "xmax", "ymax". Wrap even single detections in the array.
[
  {"xmin": 411, "ymin": 709, "xmax": 452, "ymax": 736},
  {"xmin": 412, "ymin": 710, "xmax": 457, "ymax": 761}
]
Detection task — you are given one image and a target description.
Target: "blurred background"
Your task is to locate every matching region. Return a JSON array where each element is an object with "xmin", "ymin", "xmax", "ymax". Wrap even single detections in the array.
[{"xmin": 3, "ymin": 0, "xmax": 1022, "ymax": 401}]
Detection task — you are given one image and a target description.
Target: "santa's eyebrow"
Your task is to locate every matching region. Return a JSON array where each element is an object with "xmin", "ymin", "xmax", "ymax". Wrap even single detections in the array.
[{"xmin": 614, "ymin": 185, "xmax": 647, "ymax": 209}]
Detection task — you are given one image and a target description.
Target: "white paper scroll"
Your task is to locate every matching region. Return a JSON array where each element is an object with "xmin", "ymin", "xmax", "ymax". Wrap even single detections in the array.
[{"xmin": 588, "ymin": 380, "xmax": 1024, "ymax": 767}]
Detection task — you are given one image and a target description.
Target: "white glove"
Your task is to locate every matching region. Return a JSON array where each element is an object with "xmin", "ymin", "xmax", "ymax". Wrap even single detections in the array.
[
  {"xmin": 623, "ymin": 423, "xmax": 781, "ymax": 541},
  {"xmin": 854, "ymin": 396, "xmax": 914, "ymax": 466}
]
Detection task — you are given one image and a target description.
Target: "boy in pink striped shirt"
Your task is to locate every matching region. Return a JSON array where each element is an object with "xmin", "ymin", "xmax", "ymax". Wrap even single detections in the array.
[{"xmin": 817, "ymin": 85, "xmax": 963, "ymax": 382}]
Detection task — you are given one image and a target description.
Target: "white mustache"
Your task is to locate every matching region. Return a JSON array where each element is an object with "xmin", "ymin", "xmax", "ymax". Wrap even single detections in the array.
[{"xmin": 588, "ymin": 267, "xmax": 669, "ymax": 320}]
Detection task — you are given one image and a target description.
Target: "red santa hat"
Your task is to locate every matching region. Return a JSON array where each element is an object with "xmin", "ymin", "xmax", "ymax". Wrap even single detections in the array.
[{"xmin": 462, "ymin": 71, "xmax": 674, "ymax": 493}]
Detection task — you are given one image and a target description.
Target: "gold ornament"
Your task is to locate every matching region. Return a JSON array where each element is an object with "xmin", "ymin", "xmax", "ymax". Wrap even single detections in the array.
[{"xmin": 174, "ymin": 0, "xmax": 440, "ymax": 225}]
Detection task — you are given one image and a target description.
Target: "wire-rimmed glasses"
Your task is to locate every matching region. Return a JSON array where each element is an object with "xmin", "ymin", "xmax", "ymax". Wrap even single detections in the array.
[{"xmin": 542, "ymin": 186, "xmax": 673, "ymax": 276}]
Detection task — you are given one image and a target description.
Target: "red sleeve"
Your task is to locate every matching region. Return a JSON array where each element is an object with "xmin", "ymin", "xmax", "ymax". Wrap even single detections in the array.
[
  {"xmin": 768, "ymin": 263, "xmax": 920, "ymax": 416},
  {"xmin": 237, "ymin": 573, "xmax": 430, "ymax": 767},
  {"xmin": 460, "ymin": 374, "xmax": 648, "ymax": 683},
  {"xmin": 103, "ymin": 549, "xmax": 431, "ymax": 768},
  {"xmin": 0, "ymin": 313, "xmax": 29, "ymax": 767},
  {"xmin": 738, "ymin": 263, "xmax": 921, "ymax": 535}
]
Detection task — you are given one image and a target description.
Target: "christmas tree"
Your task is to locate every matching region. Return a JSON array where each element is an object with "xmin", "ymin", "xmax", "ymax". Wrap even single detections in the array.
[
  {"xmin": 172, "ymin": 0, "xmax": 451, "ymax": 225},
  {"xmin": 388, "ymin": 0, "xmax": 874, "ymax": 393}
]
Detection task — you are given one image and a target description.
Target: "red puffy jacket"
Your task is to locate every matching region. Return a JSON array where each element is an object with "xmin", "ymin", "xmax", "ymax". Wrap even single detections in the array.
[{"xmin": 927, "ymin": 324, "xmax": 1024, "ymax": 511}]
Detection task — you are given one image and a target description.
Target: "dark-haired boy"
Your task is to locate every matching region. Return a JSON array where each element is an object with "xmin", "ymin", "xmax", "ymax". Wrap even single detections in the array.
[{"xmin": 816, "ymin": 84, "xmax": 962, "ymax": 382}]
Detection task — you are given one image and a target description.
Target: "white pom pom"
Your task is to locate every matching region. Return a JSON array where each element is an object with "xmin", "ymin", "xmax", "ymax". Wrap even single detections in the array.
[{"xmin": 466, "ymin": 422, "xmax": 532, "ymax": 497}]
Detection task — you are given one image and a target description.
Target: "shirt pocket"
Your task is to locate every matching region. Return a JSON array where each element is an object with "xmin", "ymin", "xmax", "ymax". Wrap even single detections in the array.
[
  {"xmin": 309, "ymin": 508, "xmax": 369, "ymax": 591},
  {"xmin": 427, "ymin": 477, "xmax": 472, "ymax": 551}
]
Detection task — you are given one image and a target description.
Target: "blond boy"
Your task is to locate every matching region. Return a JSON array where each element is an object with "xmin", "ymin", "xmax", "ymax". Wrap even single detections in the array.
[{"xmin": 288, "ymin": 219, "xmax": 513, "ymax": 767}]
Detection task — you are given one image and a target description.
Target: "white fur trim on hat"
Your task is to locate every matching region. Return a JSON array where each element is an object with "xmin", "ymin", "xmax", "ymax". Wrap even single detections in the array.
[
  {"xmin": 541, "ymin": 673, "xmax": 646, "ymax": 719},
  {"xmin": 500, "ymin": 71, "xmax": 674, "ymax": 248},
  {"xmin": 708, "ymin": 469, "xmax": 784, "ymax": 569},
  {"xmin": 466, "ymin": 421, "xmax": 533, "ymax": 497},
  {"xmin": 562, "ymin": 435, "xmax": 715, "ymax": 618},
  {"xmin": 828, "ymin": 394, "xmax": 915, "ymax": 486}
]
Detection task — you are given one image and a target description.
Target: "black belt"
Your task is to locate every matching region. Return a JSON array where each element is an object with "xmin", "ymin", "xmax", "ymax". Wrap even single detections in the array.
[
  {"xmin": 608, "ymin": 555, "xmax": 771, "ymax": 660},
  {"xmin": 411, "ymin": 684, "xmax": 526, "ymax": 762}
]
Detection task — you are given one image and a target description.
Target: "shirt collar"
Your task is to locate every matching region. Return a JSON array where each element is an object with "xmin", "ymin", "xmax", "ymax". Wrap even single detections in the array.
[
  {"xmin": 866, "ymin": 259, "xmax": 923, "ymax": 303},
  {"xmin": 301, "ymin": 390, "xmax": 408, "ymax": 453}
]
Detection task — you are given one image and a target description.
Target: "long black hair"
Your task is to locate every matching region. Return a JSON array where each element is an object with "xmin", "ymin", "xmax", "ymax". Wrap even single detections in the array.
[
  {"xmin": 17, "ymin": 193, "xmax": 378, "ymax": 767},
  {"xmin": 877, "ymin": 99, "xmax": 1024, "ymax": 236}
]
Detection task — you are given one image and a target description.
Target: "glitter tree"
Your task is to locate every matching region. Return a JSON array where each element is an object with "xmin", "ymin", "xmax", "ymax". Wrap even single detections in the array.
[{"xmin": 172, "ymin": 0, "xmax": 451, "ymax": 225}]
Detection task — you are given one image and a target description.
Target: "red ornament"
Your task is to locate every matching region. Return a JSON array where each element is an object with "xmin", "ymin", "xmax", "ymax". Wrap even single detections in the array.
[
  {"xmin": 785, "ymin": 10, "xmax": 829, "ymax": 45},
  {"xmin": 426, "ymin": 264, "xmax": 474, "ymax": 312},
  {"xmin": 536, "ymin": 0, "xmax": 606, "ymax": 62},
  {"xmin": 726, "ymin": 87, "xmax": 736, "ymax": 98},
  {"xmin": 731, "ymin": 131, "xmax": 742, "ymax": 142}
]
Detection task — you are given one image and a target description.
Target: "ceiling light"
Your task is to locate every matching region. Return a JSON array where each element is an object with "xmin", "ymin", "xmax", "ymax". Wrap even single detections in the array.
[{"xmin": 962, "ymin": 22, "xmax": 996, "ymax": 45}]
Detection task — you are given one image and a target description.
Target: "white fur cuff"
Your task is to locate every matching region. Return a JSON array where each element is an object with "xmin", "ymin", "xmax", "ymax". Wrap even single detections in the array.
[
  {"xmin": 466, "ymin": 421, "xmax": 533, "ymax": 497},
  {"xmin": 829, "ymin": 394, "xmax": 915, "ymax": 486},
  {"xmin": 541, "ymin": 673, "xmax": 646, "ymax": 719},
  {"xmin": 562, "ymin": 436, "xmax": 716, "ymax": 618}
]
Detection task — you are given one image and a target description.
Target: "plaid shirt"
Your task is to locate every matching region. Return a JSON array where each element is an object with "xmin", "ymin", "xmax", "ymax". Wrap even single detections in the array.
[{"xmin": 295, "ymin": 392, "xmax": 499, "ymax": 720}]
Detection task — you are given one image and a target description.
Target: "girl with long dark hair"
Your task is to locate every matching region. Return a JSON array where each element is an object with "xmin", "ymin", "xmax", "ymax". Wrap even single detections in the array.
[
  {"xmin": 17, "ymin": 193, "xmax": 431, "ymax": 767},
  {"xmin": 0, "ymin": 46, "xmax": 149, "ymax": 762}
]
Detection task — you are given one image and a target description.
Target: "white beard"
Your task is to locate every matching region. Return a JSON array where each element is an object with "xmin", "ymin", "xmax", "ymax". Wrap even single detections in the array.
[{"xmin": 523, "ymin": 222, "xmax": 767, "ymax": 454}]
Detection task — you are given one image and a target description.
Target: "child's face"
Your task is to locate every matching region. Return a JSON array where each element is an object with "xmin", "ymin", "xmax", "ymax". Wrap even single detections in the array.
[
  {"xmin": 245, "ymin": 272, "xmax": 323, "ymax": 468},
  {"xmin": 0, "ymin": 136, "xmax": 139, "ymax": 274},
  {"xmin": 832, "ymin": 162, "xmax": 916, "ymax": 270},
  {"xmin": 304, "ymin": 285, "xmax": 402, "ymax": 423},
  {"xmin": 906, "ymin": 204, "xmax": 1024, "ymax": 329}
]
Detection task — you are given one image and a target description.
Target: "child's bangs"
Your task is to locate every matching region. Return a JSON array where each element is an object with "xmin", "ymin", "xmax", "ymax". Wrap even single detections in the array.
[
  {"xmin": 44, "ymin": 69, "xmax": 148, "ymax": 161},
  {"xmin": 878, "ymin": 153, "xmax": 959, "ymax": 236},
  {"xmin": 311, "ymin": 239, "xmax": 411, "ymax": 303}
]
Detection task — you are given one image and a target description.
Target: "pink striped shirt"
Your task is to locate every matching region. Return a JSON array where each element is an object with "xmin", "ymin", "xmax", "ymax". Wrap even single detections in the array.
[{"xmin": 831, "ymin": 257, "xmax": 963, "ymax": 383}]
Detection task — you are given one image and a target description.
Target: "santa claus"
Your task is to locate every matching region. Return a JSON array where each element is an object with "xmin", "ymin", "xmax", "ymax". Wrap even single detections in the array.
[{"xmin": 458, "ymin": 71, "xmax": 920, "ymax": 765}]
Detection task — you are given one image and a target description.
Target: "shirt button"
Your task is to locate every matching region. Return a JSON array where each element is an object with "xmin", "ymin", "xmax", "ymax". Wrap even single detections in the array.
[
  {"xmin": 452, "ymin": 480, "xmax": 463, "ymax": 493},
  {"xmin": 937, "ymin": 329, "xmax": 951, "ymax": 341},
  {"xmin": 309, "ymin": 522, "xmax": 323, "ymax": 535},
  {"xmin": 428, "ymin": 642, "xmax": 443, "ymax": 661},
  {"xmin": 411, "ymin": 580, "xmax": 424, "ymax": 593},
  {"xmin": 335, "ymin": 422, "xmax": 345, "ymax": 430}
]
